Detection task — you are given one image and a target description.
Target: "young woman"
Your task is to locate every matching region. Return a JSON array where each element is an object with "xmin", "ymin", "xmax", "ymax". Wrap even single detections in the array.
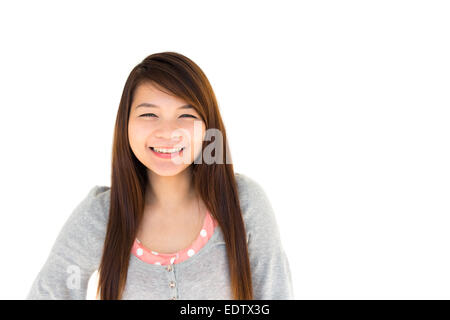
[{"xmin": 27, "ymin": 52, "xmax": 294, "ymax": 300}]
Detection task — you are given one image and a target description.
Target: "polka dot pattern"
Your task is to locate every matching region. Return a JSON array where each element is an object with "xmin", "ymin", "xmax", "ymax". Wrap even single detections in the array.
[{"xmin": 131, "ymin": 209, "xmax": 218, "ymax": 266}]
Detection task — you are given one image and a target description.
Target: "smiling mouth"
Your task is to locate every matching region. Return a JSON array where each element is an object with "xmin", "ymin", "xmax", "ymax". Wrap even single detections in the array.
[{"xmin": 149, "ymin": 147, "xmax": 185, "ymax": 154}]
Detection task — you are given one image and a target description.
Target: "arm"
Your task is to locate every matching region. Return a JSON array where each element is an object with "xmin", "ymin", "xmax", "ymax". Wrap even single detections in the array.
[
  {"xmin": 236, "ymin": 173, "xmax": 295, "ymax": 300},
  {"xmin": 26, "ymin": 186, "xmax": 109, "ymax": 299}
]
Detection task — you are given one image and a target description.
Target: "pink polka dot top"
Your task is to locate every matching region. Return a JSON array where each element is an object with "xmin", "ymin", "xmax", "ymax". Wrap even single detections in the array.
[{"xmin": 132, "ymin": 209, "xmax": 218, "ymax": 266}]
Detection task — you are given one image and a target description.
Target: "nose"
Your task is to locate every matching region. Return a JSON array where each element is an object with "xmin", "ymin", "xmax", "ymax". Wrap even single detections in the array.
[{"xmin": 154, "ymin": 123, "xmax": 187, "ymax": 146}]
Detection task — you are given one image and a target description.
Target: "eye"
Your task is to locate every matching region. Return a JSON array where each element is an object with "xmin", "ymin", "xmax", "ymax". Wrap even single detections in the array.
[
  {"xmin": 139, "ymin": 113, "xmax": 197, "ymax": 119},
  {"xmin": 180, "ymin": 114, "xmax": 197, "ymax": 119}
]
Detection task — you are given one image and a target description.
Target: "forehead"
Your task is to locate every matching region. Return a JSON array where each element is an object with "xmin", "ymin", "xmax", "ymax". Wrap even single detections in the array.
[{"xmin": 133, "ymin": 82, "xmax": 187, "ymax": 108}]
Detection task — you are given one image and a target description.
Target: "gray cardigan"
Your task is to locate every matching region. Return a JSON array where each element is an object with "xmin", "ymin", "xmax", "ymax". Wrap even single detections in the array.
[{"xmin": 26, "ymin": 173, "xmax": 294, "ymax": 300}]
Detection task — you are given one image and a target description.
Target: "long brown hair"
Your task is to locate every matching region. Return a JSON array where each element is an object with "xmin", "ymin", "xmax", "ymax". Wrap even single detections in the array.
[{"xmin": 96, "ymin": 52, "xmax": 253, "ymax": 300}]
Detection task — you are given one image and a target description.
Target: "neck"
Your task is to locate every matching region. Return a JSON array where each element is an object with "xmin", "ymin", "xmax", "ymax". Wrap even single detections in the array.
[{"xmin": 145, "ymin": 167, "xmax": 197, "ymax": 214}]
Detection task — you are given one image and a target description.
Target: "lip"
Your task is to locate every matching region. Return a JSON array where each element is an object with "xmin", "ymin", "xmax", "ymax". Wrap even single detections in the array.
[
  {"xmin": 151, "ymin": 146, "xmax": 183, "ymax": 149},
  {"xmin": 149, "ymin": 146, "xmax": 184, "ymax": 159}
]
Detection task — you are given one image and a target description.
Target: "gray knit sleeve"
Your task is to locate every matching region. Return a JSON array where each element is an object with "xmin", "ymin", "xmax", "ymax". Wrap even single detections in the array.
[
  {"xmin": 236, "ymin": 173, "xmax": 295, "ymax": 300},
  {"xmin": 26, "ymin": 186, "xmax": 109, "ymax": 300}
]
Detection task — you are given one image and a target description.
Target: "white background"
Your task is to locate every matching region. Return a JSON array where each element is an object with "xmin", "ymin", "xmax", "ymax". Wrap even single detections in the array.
[{"xmin": 0, "ymin": 0, "xmax": 449, "ymax": 299}]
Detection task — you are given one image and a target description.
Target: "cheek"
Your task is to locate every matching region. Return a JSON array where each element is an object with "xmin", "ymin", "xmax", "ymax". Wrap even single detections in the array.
[
  {"xmin": 128, "ymin": 121, "xmax": 150, "ymax": 149},
  {"xmin": 187, "ymin": 123, "xmax": 206, "ymax": 147},
  {"xmin": 191, "ymin": 129, "xmax": 206, "ymax": 160},
  {"xmin": 176, "ymin": 121, "xmax": 203, "ymax": 145}
]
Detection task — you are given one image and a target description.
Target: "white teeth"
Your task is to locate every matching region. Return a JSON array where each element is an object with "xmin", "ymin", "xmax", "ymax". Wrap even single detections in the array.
[{"xmin": 152, "ymin": 147, "xmax": 183, "ymax": 154}]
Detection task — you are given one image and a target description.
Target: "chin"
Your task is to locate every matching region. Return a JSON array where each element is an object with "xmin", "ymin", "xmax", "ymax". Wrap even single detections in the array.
[{"xmin": 147, "ymin": 165, "xmax": 192, "ymax": 177}]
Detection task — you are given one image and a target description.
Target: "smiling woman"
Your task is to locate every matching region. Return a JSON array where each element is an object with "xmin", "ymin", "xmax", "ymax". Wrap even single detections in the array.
[{"xmin": 26, "ymin": 51, "xmax": 294, "ymax": 300}]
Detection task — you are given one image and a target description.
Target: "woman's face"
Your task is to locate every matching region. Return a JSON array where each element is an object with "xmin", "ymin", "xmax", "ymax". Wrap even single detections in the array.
[{"xmin": 128, "ymin": 81, "xmax": 206, "ymax": 177}]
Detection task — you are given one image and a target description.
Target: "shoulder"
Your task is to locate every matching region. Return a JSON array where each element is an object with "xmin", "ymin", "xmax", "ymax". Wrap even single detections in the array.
[
  {"xmin": 48, "ymin": 185, "xmax": 111, "ymax": 263},
  {"xmin": 234, "ymin": 172, "xmax": 272, "ymax": 208},
  {"xmin": 66, "ymin": 185, "xmax": 111, "ymax": 233},
  {"xmin": 83, "ymin": 185, "xmax": 111, "ymax": 212},
  {"xmin": 234, "ymin": 172, "xmax": 276, "ymax": 228},
  {"xmin": 82, "ymin": 185, "xmax": 111, "ymax": 223}
]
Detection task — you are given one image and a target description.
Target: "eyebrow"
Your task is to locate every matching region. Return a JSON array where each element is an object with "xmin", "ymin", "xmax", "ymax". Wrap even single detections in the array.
[{"xmin": 135, "ymin": 103, "xmax": 194, "ymax": 110}]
